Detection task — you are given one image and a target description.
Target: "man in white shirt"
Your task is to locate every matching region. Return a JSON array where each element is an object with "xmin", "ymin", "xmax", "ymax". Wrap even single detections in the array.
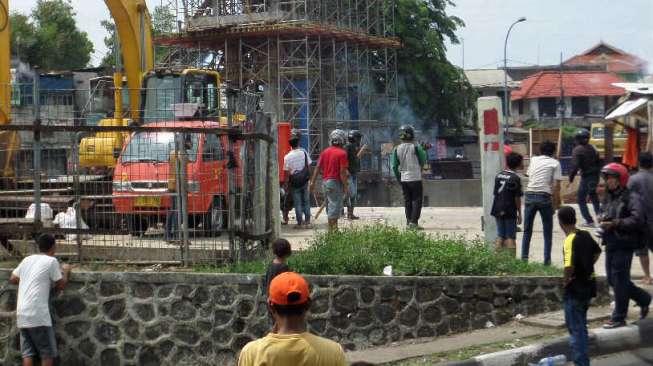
[
  {"xmin": 521, "ymin": 141, "xmax": 563, "ymax": 265},
  {"xmin": 283, "ymin": 133, "xmax": 313, "ymax": 228},
  {"xmin": 9, "ymin": 234, "xmax": 72, "ymax": 366}
]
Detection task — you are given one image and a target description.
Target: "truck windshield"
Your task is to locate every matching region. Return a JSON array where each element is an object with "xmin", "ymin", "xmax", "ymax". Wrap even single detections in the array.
[
  {"xmin": 143, "ymin": 75, "xmax": 183, "ymax": 123},
  {"xmin": 121, "ymin": 132, "xmax": 199, "ymax": 163}
]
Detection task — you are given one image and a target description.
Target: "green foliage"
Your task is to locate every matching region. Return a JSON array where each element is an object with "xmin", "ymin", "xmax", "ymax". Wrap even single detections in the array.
[
  {"xmin": 11, "ymin": 0, "xmax": 93, "ymax": 70},
  {"xmin": 197, "ymin": 225, "xmax": 560, "ymax": 277},
  {"xmin": 100, "ymin": 5, "xmax": 177, "ymax": 68},
  {"xmin": 394, "ymin": 0, "xmax": 477, "ymax": 132}
]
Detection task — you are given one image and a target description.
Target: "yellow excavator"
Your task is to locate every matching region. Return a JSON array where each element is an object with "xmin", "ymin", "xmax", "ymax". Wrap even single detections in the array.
[{"xmin": 0, "ymin": 0, "xmax": 225, "ymax": 228}]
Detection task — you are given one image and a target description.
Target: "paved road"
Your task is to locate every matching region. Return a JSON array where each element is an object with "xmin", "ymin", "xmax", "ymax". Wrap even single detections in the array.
[{"xmin": 592, "ymin": 347, "xmax": 653, "ymax": 365}]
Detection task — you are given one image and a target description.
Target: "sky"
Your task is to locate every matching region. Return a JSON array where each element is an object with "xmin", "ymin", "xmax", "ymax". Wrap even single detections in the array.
[{"xmin": 11, "ymin": 0, "xmax": 653, "ymax": 72}]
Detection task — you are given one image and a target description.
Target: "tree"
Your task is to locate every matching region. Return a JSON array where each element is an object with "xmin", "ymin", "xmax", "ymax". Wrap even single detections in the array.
[
  {"xmin": 9, "ymin": 0, "xmax": 93, "ymax": 70},
  {"xmin": 394, "ymin": 0, "xmax": 476, "ymax": 133},
  {"xmin": 99, "ymin": 19, "xmax": 116, "ymax": 68},
  {"xmin": 100, "ymin": 5, "xmax": 177, "ymax": 68}
]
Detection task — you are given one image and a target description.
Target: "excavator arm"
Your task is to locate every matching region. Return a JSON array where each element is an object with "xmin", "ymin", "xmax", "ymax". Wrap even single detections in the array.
[{"xmin": 104, "ymin": 0, "xmax": 154, "ymax": 122}]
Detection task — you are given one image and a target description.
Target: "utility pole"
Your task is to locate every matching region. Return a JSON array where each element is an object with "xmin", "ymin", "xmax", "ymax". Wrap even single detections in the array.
[
  {"xmin": 461, "ymin": 37, "xmax": 465, "ymax": 69},
  {"xmin": 558, "ymin": 52, "xmax": 565, "ymax": 127}
]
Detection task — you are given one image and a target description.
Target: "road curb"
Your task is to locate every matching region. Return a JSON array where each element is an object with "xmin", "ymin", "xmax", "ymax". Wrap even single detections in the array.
[{"xmin": 447, "ymin": 318, "xmax": 652, "ymax": 366}]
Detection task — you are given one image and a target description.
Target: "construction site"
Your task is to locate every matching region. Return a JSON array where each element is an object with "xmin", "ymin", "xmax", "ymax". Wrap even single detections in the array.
[{"xmin": 0, "ymin": 0, "xmax": 402, "ymax": 265}]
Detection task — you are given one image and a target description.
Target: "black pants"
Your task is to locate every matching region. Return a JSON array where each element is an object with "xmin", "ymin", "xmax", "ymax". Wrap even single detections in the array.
[
  {"xmin": 606, "ymin": 248, "xmax": 651, "ymax": 322},
  {"xmin": 401, "ymin": 180, "xmax": 423, "ymax": 225}
]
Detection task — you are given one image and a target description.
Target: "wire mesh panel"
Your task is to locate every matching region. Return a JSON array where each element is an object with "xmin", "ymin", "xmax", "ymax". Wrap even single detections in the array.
[{"xmin": 0, "ymin": 81, "xmax": 275, "ymax": 266}]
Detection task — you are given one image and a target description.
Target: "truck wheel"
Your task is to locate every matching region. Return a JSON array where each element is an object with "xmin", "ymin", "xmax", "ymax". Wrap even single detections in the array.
[
  {"xmin": 127, "ymin": 215, "xmax": 145, "ymax": 237},
  {"xmin": 204, "ymin": 196, "xmax": 227, "ymax": 237}
]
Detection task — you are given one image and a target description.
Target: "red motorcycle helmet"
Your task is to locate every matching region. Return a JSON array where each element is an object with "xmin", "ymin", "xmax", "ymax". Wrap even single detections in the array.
[{"xmin": 601, "ymin": 162, "xmax": 629, "ymax": 188}]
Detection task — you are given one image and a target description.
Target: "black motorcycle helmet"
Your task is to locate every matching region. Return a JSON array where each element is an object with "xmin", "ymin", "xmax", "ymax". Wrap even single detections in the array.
[
  {"xmin": 348, "ymin": 130, "xmax": 362, "ymax": 143},
  {"xmin": 399, "ymin": 125, "xmax": 415, "ymax": 141},
  {"xmin": 574, "ymin": 128, "xmax": 590, "ymax": 145}
]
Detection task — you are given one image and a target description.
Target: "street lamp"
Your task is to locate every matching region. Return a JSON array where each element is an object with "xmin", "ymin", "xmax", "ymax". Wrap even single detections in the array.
[{"xmin": 503, "ymin": 17, "xmax": 527, "ymax": 125}]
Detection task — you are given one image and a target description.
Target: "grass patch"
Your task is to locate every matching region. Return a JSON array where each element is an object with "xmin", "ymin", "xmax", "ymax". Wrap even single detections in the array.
[{"xmin": 195, "ymin": 225, "xmax": 561, "ymax": 276}]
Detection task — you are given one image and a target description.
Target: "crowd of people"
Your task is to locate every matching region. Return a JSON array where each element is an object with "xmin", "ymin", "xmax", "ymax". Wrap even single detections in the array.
[
  {"xmin": 490, "ymin": 129, "xmax": 652, "ymax": 366},
  {"xmin": 7, "ymin": 126, "xmax": 653, "ymax": 366}
]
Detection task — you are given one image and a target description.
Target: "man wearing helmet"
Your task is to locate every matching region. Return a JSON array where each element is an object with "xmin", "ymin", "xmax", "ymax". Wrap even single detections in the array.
[
  {"xmin": 283, "ymin": 130, "xmax": 312, "ymax": 228},
  {"xmin": 391, "ymin": 125, "xmax": 427, "ymax": 229},
  {"xmin": 309, "ymin": 129, "xmax": 349, "ymax": 230},
  {"xmin": 629, "ymin": 152, "xmax": 653, "ymax": 285},
  {"xmin": 344, "ymin": 130, "xmax": 368, "ymax": 220},
  {"xmin": 568, "ymin": 128, "xmax": 602, "ymax": 227},
  {"xmin": 599, "ymin": 162, "xmax": 651, "ymax": 328}
]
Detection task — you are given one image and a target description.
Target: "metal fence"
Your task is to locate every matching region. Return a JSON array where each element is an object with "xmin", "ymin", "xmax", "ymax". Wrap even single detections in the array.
[{"xmin": 0, "ymin": 80, "xmax": 278, "ymax": 266}]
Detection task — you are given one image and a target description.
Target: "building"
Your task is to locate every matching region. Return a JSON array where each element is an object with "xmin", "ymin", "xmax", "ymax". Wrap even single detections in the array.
[
  {"xmin": 464, "ymin": 69, "xmax": 519, "ymax": 113},
  {"xmin": 510, "ymin": 70, "xmax": 625, "ymax": 127},
  {"xmin": 563, "ymin": 42, "xmax": 648, "ymax": 82}
]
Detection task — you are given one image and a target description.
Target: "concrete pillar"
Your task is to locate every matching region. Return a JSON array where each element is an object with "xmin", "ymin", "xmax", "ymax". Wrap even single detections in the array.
[
  {"xmin": 478, "ymin": 97, "xmax": 504, "ymax": 245},
  {"xmin": 648, "ymin": 101, "xmax": 653, "ymax": 153}
]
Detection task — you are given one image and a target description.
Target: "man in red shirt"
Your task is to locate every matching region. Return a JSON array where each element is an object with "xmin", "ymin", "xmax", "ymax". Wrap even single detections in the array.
[{"xmin": 310, "ymin": 130, "xmax": 349, "ymax": 230}]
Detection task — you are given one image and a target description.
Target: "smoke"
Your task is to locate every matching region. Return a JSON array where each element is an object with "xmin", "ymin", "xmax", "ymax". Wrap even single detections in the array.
[{"xmin": 10, "ymin": 59, "xmax": 35, "ymax": 83}]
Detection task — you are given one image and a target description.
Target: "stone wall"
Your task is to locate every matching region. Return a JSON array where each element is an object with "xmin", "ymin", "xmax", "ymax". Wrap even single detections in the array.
[{"xmin": 0, "ymin": 270, "xmax": 609, "ymax": 365}]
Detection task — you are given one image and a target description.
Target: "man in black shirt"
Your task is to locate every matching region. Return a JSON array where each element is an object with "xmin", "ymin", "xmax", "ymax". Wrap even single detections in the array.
[
  {"xmin": 568, "ymin": 129, "xmax": 601, "ymax": 227},
  {"xmin": 491, "ymin": 152, "xmax": 523, "ymax": 256},
  {"xmin": 344, "ymin": 130, "xmax": 368, "ymax": 220},
  {"xmin": 264, "ymin": 239, "xmax": 292, "ymax": 293},
  {"xmin": 558, "ymin": 206, "xmax": 601, "ymax": 366}
]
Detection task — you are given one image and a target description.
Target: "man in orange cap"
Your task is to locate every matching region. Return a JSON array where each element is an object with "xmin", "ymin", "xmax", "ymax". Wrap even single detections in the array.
[{"xmin": 238, "ymin": 272, "xmax": 347, "ymax": 366}]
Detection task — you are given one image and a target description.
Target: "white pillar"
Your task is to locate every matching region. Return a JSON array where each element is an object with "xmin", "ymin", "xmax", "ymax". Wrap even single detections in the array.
[
  {"xmin": 478, "ymin": 97, "xmax": 505, "ymax": 245},
  {"xmin": 648, "ymin": 101, "xmax": 653, "ymax": 153}
]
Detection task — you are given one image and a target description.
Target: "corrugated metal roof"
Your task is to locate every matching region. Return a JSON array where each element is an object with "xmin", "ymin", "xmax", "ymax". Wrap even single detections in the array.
[
  {"xmin": 511, "ymin": 71, "xmax": 625, "ymax": 100},
  {"xmin": 464, "ymin": 69, "xmax": 519, "ymax": 88},
  {"xmin": 605, "ymin": 97, "xmax": 649, "ymax": 120}
]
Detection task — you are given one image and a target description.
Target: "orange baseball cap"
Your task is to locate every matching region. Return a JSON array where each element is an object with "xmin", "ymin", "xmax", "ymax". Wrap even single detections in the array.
[{"xmin": 268, "ymin": 272, "xmax": 310, "ymax": 305}]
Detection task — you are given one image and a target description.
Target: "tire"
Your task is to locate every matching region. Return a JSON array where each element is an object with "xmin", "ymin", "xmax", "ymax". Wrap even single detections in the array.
[{"xmin": 203, "ymin": 196, "xmax": 227, "ymax": 237}]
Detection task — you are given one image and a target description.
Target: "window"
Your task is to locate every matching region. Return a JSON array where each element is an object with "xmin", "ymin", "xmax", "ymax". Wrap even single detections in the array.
[
  {"xmin": 538, "ymin": 98, "xmax": 557, "ymax": 117},
  {"xmin": 202, "ymin": 133, "xmax": 224, "ymax": 161},
  {"xmin": 518, "ymin": 100, "xmax": 524, "ymax": 115},
  {"xmin": 571, "ymin": 97, "xmax": 589, "ymax": 116}
]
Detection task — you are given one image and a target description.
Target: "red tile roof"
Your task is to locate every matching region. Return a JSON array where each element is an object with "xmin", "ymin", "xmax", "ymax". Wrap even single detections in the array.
[
  {"xmin": 563, "ymin": 42, "xmax": 647, "ymax": 74},
  {"xmin": 511, "ymin": 71, "xmax": 625, "ymax": 101}
]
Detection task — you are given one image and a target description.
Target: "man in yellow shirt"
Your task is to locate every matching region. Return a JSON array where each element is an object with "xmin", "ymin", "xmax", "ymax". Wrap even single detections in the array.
[{"xmin": 238, "ymin": 272, "xmax": 347, "ymax": 366}]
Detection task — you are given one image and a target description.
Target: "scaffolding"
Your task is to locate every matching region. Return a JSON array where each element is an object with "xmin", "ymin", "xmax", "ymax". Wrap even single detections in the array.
[{"xmin": 158, "ymin": 0, "xmax": 399, "ymax": 162}]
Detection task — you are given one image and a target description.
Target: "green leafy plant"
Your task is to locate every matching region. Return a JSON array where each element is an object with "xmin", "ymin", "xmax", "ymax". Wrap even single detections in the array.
[{"xmin": 196, "ymin": 225, "xmax": 560, "ymax": 277}]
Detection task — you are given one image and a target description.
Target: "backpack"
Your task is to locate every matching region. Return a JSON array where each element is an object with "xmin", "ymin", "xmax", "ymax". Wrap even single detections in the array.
[{"xmin": 289, "ymin": 151, "xmax": 310, "ymax": 188}]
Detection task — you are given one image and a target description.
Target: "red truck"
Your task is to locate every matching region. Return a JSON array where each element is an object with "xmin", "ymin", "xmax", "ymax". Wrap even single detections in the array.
[{"xmin": 112, "ymin": 121, "xmax": 238, "ymax": 236}]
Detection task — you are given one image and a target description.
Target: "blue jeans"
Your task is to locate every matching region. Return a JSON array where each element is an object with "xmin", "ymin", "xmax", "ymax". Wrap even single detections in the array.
[
  {"xmin": 292, "ymin": 184, "xmax": 311, "ymax": 224},
  {"xmin": 564, "ymin": 295, "xmax": 590, "ymax": 366},
  {"xmin": 521, "ymin": 192, "xmax": 553, "ymax": 265},
  {"xmin": 578, "ymin": 175, "xmax": 601, "ymax": 224},
  {"xmin": 347, "ymin": 175, "xmax": 358, "ymax": 211},
  {"xmin": 323, "ymin": 179, "xmax": 344, "ymax": 220},
  {"xmin": 606, "ymin": 249, "xmax": 652, "ymax": 323},
  {"xmin": 495, "ymin": 217, "xmax": 517, "ymax": 239},
  {"xmin": 165, "ymin": 195, "xmax": 178, "ymax": 241}
]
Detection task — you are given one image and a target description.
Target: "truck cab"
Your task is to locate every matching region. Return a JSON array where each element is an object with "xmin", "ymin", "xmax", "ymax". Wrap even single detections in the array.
[
  {"xmin": 112, "ymin": 121, "xmax": 237, "ymax": 236},
  {"xmin": 589, "ymin": 122, "xmax": 627, "ymax": 159}
]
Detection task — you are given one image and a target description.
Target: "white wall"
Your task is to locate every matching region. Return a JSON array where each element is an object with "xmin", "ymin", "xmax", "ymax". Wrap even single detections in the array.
[{"xmin": 589, "ymin": 97, "xmax": 605, "ymax": 115}]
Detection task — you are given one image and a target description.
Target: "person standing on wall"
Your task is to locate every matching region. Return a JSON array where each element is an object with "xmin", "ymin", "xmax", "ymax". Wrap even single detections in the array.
[
  {"xmin": 521, "ymin": 140, "xmax": 563, "ymax": 265},
  {"xmin": 283, "ymin": 131, "xmax": 312, "ymax": 229},
  {"xmin": 309, "ymin": 130, "xmax": 349, "ymax": 231},
  {"xmin": 598, "ymin": 162, "xmax": 651, "ymax": 328},
  {"xmin": 392, "ymin": 125, "xmax": 427, "ymax": 230},
  {"xmin": 568, "ymin": 128, "xmax": 602, "ymax": 228},
  {"xmin": 344, "ymin": 130, "xmax": 368, "ymax": 220},
  {"xmin": 9, "ymin": 234, "xmax": 73, "ymax": 366},
  {"xmin": 628, "ymin": 152, "xmax": 653, "ymax": 285}
]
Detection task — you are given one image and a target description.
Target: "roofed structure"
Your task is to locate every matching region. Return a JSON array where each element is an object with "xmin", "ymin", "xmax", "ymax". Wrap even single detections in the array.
[
  {"xmin": 564, "ymin": 42, "xmax": 647, "ymax": 77},
  {"xmin": 511, "ymin": 71, "xmax": 625, "ymax": 100}
]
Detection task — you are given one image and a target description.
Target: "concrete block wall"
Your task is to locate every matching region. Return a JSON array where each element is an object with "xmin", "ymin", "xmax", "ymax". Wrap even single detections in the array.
[{"xmin": 0, "ymin": 271, "xmax": 609, "ymax": 365}]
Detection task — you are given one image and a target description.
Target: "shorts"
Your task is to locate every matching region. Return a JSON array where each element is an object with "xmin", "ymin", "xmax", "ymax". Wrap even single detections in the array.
[
  {"xmin": 20, "ymin": 326, "xmax": 58, "ymax": 359},
  {"xmin": 636, "ymin": 247, "xmax": 651, "ymax": 257},
  {"xmin": 495, "ymin": 217, "xmax": 517, "ymax": 240},
  {"xmin": 323, "ymin": 179, "xmax": 344, "ymax": 220}
]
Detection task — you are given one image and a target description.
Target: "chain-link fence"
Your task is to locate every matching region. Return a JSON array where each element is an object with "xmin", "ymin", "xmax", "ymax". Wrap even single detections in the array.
[{"xmin": 0, "ymin": 79, "xmax": 278, "ymax": 266}]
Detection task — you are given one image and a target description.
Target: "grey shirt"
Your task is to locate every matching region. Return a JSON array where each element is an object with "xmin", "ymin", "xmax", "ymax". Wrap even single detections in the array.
[
  {"xmin": 627, "ymin": 169, "xmax": 653, "ymax": 239},
  {"xmin": 395, "ymin": 143, "xmax": 422, "ymax": 182}
]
